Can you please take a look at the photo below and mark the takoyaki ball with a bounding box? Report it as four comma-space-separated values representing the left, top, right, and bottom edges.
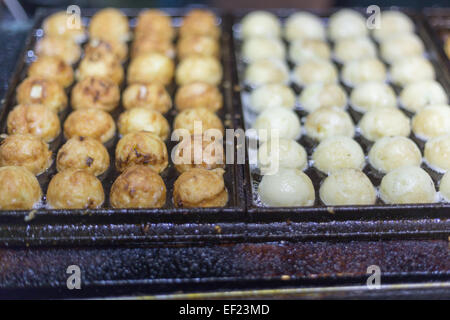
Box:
320, 169, 376, 206
123, 83, 172, 113
173, 168, 228, 208
380, 166, 437, 204
64, 109, 116, 143
28, 56, 73, 88
440, 171, 450, 202
244, 59, 289, 87
288, 39, 331, 65
312, 136, 365, 174
390, 56, 435, 87
127, 52, 174, 86
380, 33, 424, 64
253, 107, 301, 141
76, 52, 124, 85
89, 8, 130, 42
85, 38, 128, 62
240, 11, 281, 39
43, 11, 86, 42
110, 165, 166, 208
341, 58, 386, 87
299, 83, 347, 113
369, 136, 422, 173
412, 105, 450, 140
7, 104, 61, 143
328, 9, 368, 41
178, 35, 220, 60
173, 134, 225, 173
180, 9, 220, 39
424, 135, 450, 172
35, 36, 81, 65
173, 107, 223, 136
350, 82, 397, 113
0, 166, 42, 210
400, 80, 448, 113
56, 136, 110, 176
118, 108, 169, 140
135, 9, 174, 41
249, 84, 295, 113
284, 12, 326, 41
373, 11, 414, 42
293, 59, 338, 87
115, 132, 168, 173
0, 134, 52, 175
305, 107, 355, 142
176, 56, 222, 86
46, 169, 104, 209
16, 77, 67, 113
334, 37, 377, 63
258, 168, 315, 207
175, 82, 222, 113
131, 34, 175, 59
71, 76, 120, 112
242, 37, 285, 62
359, 108, 410, 142
257, 138, 307, 174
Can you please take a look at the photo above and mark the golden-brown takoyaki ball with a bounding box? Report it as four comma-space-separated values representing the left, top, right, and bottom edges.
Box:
180, 9, 220, 39
115, 131, 168, 173
176, 55, 222, 86
0, 166, 42, 210
117, 108, 169, 140
7, 104, 61, 142
43, 11, 86, 43
46, 169, 104, 209
110, 165, 166, 208
56, 136, 110, 176
76, 52, 124, 85
84, 38, 128, 62
127, 52, 174, 86
35, 36, 81, 65
71, 76, 120, 112
64, 109, 116, 143
135, 9, 174, 41
173, 134, 225, 173
0, 134, 52, 175
177, 35, 220, 60
28, 56, 74, 88
173, 107, 224, 135
131, 35, 175, 59
89, 8, 130, 42
122, 83, 172, 113
173, 168, 228, 208
16, 77, 67, 113
175, 82, 222, 113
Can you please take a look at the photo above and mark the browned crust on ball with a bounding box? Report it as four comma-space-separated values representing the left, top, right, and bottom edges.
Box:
122, 83, 172, 113
16, 77, 67, 113
28, 56, 74, 88
71, 76, 120, 112
175, 82, 223, 112
0, 166, 42, 209
179, 9, 220, 39
64, 108, 116, 143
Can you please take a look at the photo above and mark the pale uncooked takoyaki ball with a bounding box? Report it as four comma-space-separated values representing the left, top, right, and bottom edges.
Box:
380, 166, 437, 204
244, 59, 289, 87
179, 9, 220, 39
425, 135, 450, 172
257, 138, 307, 174
373, 11, 415, 42
64, 109, 116, 143
71, 76, 120, 112
369, 136, 422, 173
288, 39, 331, 65
359, 107, 410, 141
320, 169, 376, 205
118, 108, 169, 140
400, 80, 448, 113
293, 59, 338, 86
241, 11, 281, 39
249, 84, 296, 113
312, 136, 365, 174
334, 37, 377, 63
175, 56, 222, 86
390, 56, 435, 87
242, 37, 285, 62
16, 77, 67, 113
252, 107, 301, 141
258, 168, 315, 207
439, 171, 450, 202
46, 169, 104, 209
284, 12, 326, 41
350, 82, 397, 112
305, 107, 354, 141
43, 11, 86, 42
0, 166, 42, 210
173, 107, 223, 135
341, 58, 386, 87
36, 36, 82, 65
328, 9, 368, 41
77, 53, 124, 85
128, 52, 174, 86
299, 83, 347, 113
28, 55, 74, 88
89, 8, 130, 42
380, 33, 424, 64
123, 83, 172, 113
412, 105, 450, 140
